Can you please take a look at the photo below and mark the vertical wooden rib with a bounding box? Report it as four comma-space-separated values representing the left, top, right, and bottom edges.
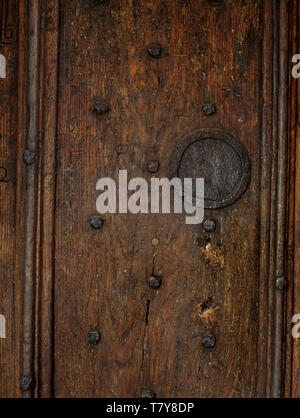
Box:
257, 0, 273, 398
291, 0, 300, 399
21, 0, 40, 398
273, 0, 290, 398
265, 0, 278, 397
36, 0, 59, 398
16, 0, 26, 398
260, 0, 291, 398
267, 0, 279, 397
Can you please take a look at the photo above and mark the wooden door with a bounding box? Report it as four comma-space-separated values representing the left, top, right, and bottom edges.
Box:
0, 0, 299, 398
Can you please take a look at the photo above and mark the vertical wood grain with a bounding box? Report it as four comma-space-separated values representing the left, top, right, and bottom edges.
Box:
292, 0, 300, 399
0, 0, 296, 398
272, 0, 290, 398
53, 0, 265, 397
21, 0, 40, 399
257, 0, 272, 398
0, 0, 20, 398
35, 0, 59, 398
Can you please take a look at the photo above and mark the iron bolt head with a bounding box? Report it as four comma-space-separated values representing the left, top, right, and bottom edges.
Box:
23, 150, 35, 165
94, 101, 110, 115
148, 43, 161, 58
202, 335, 216, 349
90, 216, 104, 230
147, 160, 160, 173
88, 331, 101, 345
0, 167, 7, 181
202, 103, 216, 116
147, 274, 162, 289
203, 219, 216, 233
141, 390, 156, 398
275, 277, 287, 290
20, 375, 34, 391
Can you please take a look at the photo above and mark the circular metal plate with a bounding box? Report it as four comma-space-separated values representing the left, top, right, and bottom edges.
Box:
171, 129, 251, 209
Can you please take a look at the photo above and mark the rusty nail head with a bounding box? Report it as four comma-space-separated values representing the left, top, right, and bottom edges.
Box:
88, 331, 101, 345
90, 216, 104, 229
202, 103, 216, 116
23, 150, 35, 165
94, 101, 110, 115
141, 390, 156, 398
275, 277, 287, 290
20, 375, 34, 391
203, 219, 216, 233
202, 335, 216, 349
147, 160, 160, 173
147, 274, 162, 289
148, 43, 161, 58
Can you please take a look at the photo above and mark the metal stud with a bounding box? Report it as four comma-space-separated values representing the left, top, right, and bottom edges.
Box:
202, 335, 216, 349
20, 375, 34, 391
141, 390, 156, 398
0, 167, 7, 181
23, 150, 35, 165
147, 274, 162, 289
147, 160, 160, 173
94, 101, 110, 115
275, 276, 287, 290
88, 331, 101, 345
148, 43, 161, 58
90, 216, 104, 230
203, 219, 216, 233
202, 103, 216, 116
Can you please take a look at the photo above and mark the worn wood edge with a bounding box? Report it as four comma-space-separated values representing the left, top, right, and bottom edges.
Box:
257, 0, 273, 398
291, 0, 300, 399
20, 0, 40, 399
272, 0, 290, 399
34, 0, 59, 398
265, 0, 279, 397
18, 0, 59, 399
258, 0, 279, 398
14, 0, 27, 398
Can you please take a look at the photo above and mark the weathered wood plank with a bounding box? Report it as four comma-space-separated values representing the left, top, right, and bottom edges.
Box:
0, 0, 297, 398
0, 0, 21, 398
53, 0, 264, 398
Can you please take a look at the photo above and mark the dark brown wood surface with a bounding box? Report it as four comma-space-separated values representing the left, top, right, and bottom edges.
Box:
0, 0, 21, 398
53, 0, 261, 398
0, 0, 298, 398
